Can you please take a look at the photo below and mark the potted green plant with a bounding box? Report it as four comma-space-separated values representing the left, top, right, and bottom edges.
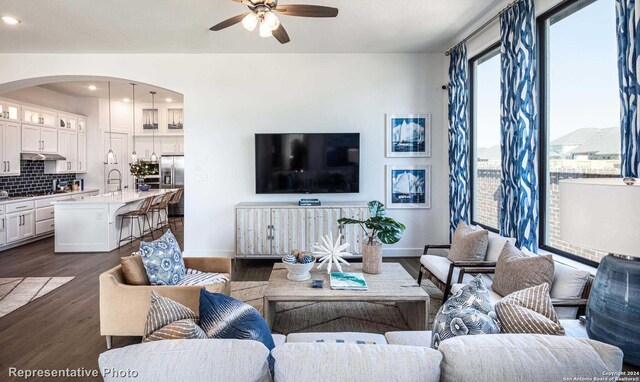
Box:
129, 162, 156, 191
337, 200, 406, 274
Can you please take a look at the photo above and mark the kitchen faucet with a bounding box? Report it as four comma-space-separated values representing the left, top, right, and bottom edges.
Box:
107, 168, 122, 195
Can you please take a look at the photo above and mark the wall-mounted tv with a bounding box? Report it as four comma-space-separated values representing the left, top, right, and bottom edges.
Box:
255, 133, 360, 194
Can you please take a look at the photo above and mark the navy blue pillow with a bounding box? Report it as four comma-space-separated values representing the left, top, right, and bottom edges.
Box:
199, 289, 275, 372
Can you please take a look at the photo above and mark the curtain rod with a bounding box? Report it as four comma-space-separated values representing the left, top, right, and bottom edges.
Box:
445, 0, 523, 56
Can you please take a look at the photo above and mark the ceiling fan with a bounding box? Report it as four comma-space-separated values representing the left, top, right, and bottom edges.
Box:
209, 0, 339, 44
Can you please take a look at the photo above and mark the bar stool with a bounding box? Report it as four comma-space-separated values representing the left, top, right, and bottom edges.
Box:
168, 188, 184, 230
149, 191, 173, 233
118, 196, 155, 247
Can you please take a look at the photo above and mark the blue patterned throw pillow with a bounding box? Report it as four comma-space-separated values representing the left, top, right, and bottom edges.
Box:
199, 289, 276, 372
431, 275, 500, 349
140, 229, 185, 285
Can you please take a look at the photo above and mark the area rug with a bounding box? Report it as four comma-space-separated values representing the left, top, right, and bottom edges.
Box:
231, 280, 443, 335
0, 277, 75, 318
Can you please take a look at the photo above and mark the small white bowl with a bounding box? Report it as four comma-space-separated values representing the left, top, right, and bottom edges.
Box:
282, 257, 316, 281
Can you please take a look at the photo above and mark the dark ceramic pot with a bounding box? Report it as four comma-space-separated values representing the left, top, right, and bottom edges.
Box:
586, 254, 640, 366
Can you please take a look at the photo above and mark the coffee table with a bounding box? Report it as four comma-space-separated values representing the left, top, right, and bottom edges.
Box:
263, 263, 429, 330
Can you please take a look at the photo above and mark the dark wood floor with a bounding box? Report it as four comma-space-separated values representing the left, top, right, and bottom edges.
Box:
0, 224, 421, 380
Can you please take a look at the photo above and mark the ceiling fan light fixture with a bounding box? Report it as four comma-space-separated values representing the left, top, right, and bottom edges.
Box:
259, 19, 273, 38
263, 11, 280, 30
242, 12, 259, 31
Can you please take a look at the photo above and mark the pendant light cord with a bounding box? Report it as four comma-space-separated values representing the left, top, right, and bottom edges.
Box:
151, 91, 156, 153
108, 81, 113, 148
132, 83, 136, 151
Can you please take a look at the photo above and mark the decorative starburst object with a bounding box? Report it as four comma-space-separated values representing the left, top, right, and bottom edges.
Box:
313, 233, 352, 274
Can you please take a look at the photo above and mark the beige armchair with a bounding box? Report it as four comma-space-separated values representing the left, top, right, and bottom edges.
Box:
100, 257, 232, 349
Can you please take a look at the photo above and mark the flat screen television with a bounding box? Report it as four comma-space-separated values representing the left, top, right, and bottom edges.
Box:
255, 133, 360, 194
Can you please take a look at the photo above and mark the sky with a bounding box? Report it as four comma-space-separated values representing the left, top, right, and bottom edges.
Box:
475, 0, 618, 149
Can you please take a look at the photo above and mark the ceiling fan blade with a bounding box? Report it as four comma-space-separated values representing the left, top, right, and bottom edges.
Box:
273, 24, 291, 44
274, 5, 339, 17
209, 12, 251, 31
232, 0, 255, 6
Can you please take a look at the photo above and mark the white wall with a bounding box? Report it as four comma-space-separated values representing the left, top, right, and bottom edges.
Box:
0, 53, 449, 257
3, 86, 82, 114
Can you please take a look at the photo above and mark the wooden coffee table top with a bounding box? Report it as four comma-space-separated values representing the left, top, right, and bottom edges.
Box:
264, 263, 429, 303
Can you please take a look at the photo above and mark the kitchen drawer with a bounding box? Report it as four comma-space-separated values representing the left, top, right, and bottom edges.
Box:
35, 195, 73, 208
36, 206, 55, 222
36, 218, 55, 235
6, 201, 34, 214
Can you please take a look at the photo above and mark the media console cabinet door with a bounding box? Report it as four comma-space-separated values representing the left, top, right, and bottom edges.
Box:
306, 208, 341, 252
340, 207, 369, 255
271, 208, 306, 255
236, 208, 271, 256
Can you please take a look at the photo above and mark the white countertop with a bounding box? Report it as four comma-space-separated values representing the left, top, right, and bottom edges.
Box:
53, 188, 175, 205
0, 189, 100, 206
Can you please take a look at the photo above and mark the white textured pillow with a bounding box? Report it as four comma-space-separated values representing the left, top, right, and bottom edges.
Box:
485, 231, 517, 262
272, 343, 442, 382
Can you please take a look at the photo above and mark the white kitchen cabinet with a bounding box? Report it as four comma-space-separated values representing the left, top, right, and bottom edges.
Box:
235, 203, 369, 258
6, 211, 34, 244
77, 132, 87, 173
0, 101, 20, 122
0, 206, 5, 246
77, 117, 86, 132
58, 114, 77, 130
1, 122, 21, 176
160, 136, 184, 155
45, 130, 77, 173
22, 107, 57, 127
21, 124, 58, 153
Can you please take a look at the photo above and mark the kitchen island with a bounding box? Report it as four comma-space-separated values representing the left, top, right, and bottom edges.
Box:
53, 189, 175, 253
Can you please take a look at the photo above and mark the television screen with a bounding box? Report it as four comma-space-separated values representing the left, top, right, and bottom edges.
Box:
255, 133, 360, 194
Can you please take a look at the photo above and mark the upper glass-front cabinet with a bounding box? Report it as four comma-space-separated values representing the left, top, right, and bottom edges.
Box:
0, 101, 20, 122
22, 107, 57, 127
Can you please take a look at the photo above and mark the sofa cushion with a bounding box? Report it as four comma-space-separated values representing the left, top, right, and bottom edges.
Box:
272, 334, 286, 347
176, 269, 228, 286
99, 339, 272, 382
495, 283, 565, 335
492, 241, 554, 296
485, 231, 517, 262
431, 275, 500, 349
385, 331, 432, 346
140, 229, 186, 286
199, 289, 275, 372
143, 291, 205, 342
420, 255, 475, 284
272, 343, 442, 382
438, 334, 623, 382
286, 332, 387, 344
448, 222, 489, 262
120, 254, 150, 285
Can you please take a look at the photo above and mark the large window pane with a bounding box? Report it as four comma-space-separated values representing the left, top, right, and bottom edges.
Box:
472, 49, 501, 230
543, 0, 618, 263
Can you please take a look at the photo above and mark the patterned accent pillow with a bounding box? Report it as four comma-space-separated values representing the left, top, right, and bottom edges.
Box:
143, 290, 206, 342
492, 241, 555, 296
447, 221, 489, 262
176, 269, 229, 286
140, 229, 186, 285
199, 289, 276, 373
495, 283, 565, 335
431, 275, 500, 349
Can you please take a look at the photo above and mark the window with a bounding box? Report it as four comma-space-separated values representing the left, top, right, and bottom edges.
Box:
539, 0, 618, 264
470, 44, 501, 231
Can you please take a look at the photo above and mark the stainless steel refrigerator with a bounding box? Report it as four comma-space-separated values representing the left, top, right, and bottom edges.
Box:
160, 155, 184, 216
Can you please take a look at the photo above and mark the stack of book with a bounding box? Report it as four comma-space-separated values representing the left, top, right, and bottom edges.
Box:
329, 272, 368, 291
298, 198, 321, 206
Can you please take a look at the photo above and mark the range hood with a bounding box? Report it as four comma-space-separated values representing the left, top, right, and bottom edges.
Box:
21, 153, 67, 161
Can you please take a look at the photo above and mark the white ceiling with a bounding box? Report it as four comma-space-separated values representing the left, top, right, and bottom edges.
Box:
40, 81, 183, 102
0, 0, 498, 53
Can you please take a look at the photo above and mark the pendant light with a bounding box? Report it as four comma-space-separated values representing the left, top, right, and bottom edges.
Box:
130, 83, 138, 163
149, 91, 158, 164
104, 81, 118, 165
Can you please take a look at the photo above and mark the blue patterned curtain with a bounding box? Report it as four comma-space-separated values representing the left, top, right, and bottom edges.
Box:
448, 43, 470, 235
499, 0, 539, 251
616, 0, 640, 177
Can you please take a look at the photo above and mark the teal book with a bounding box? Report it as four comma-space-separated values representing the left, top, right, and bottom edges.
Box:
329, 272, 368, 290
